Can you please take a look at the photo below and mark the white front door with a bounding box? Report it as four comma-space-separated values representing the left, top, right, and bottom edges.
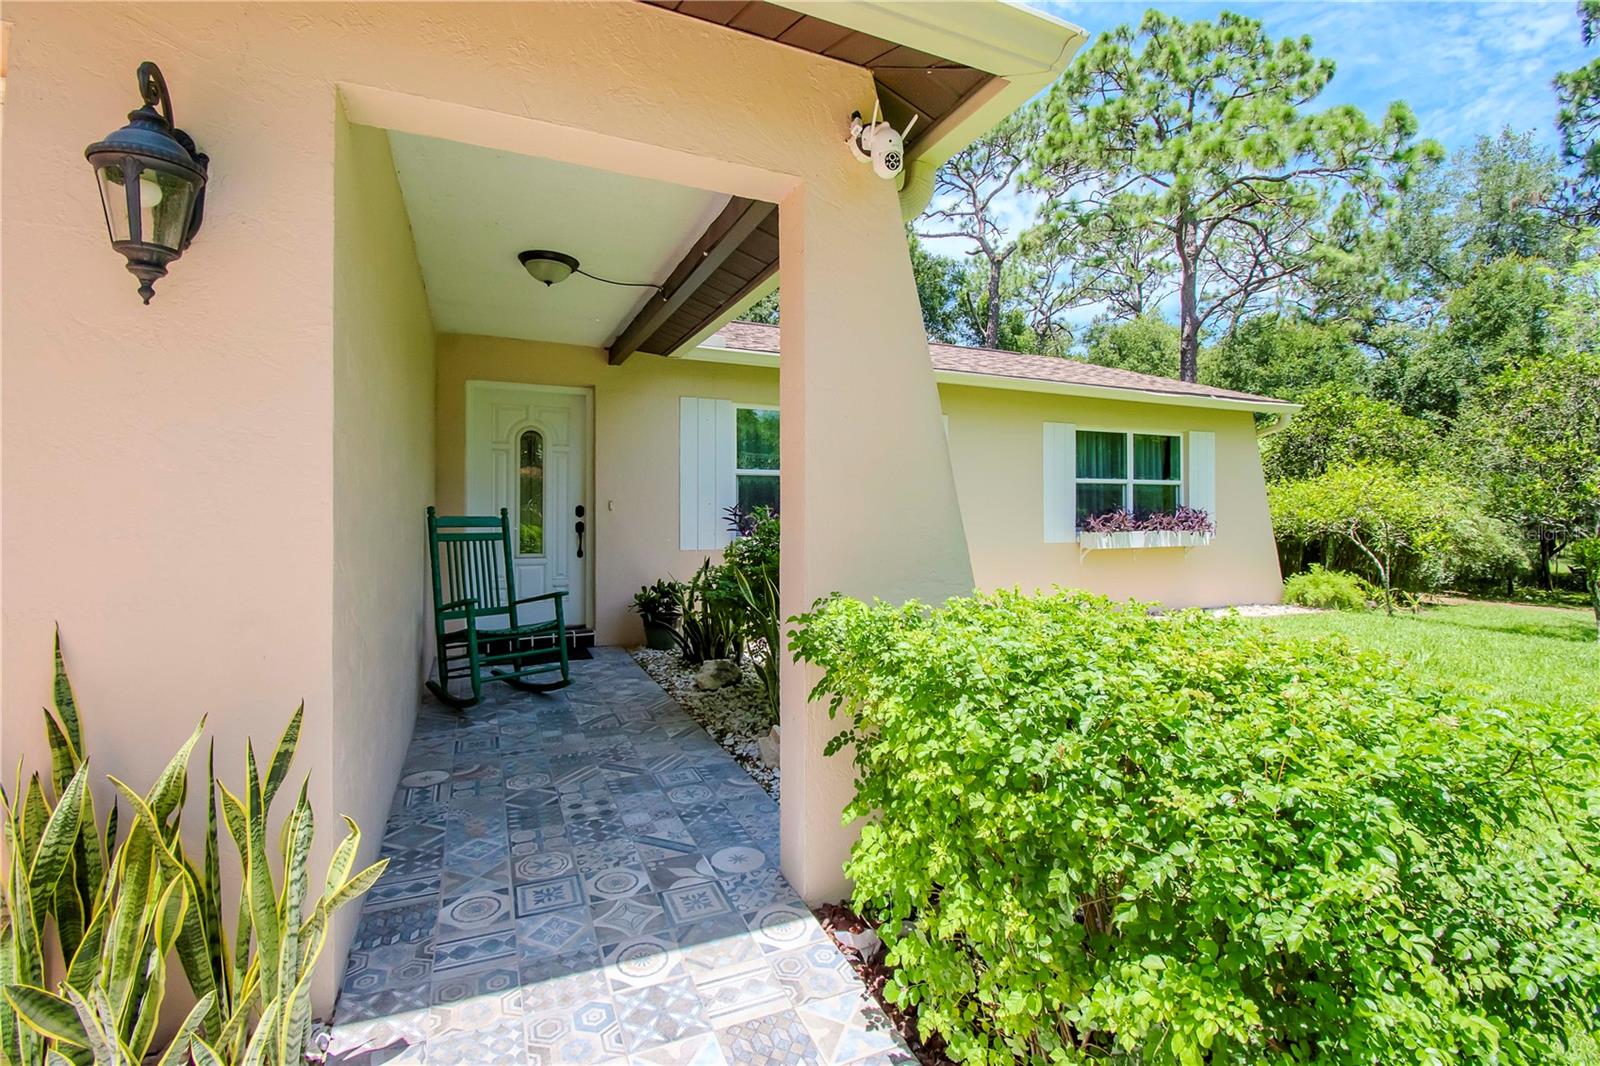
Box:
466, 384, 590, 629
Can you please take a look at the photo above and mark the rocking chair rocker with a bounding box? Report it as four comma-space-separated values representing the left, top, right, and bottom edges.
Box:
425, 506, 571, 710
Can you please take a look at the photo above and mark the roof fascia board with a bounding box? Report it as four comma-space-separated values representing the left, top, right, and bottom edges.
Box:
771, 2, 1087, 196
675, 344, 1300, 415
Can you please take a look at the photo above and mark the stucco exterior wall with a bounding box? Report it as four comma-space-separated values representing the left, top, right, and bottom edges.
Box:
331, 112, 436, 977
3, 0, 969, 1001
437, 344, 1283, 643
940, 383, 1283, 607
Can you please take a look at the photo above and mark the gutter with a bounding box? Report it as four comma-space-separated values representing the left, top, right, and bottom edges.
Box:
1254, 409, 1299, 438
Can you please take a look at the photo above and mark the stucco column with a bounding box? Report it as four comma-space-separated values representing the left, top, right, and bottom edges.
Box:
777, 171, 974, 903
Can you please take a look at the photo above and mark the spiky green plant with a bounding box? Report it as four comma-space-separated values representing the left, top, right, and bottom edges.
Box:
0, 633, 386, 1065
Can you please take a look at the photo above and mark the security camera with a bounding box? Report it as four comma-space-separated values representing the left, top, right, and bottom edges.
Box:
849, 101, 918, 180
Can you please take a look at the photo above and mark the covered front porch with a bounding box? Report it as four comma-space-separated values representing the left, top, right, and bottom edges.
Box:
327, 649, 906, 1065
2, 0, 1084, 1022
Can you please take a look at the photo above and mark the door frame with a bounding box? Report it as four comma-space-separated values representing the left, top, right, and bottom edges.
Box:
463, 380, 596, 630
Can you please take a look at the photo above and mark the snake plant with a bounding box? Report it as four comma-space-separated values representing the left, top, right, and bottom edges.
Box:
0, 633, 386, 1065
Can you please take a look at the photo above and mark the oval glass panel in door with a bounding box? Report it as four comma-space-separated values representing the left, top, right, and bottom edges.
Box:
518, 429, 545, 555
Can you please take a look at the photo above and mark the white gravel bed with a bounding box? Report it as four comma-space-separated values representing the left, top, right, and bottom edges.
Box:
630, 647, 779, 800
1209, 603, 1320, 617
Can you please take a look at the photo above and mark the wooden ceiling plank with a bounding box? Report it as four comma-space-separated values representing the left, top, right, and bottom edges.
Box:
674, 1, 745, 25
727, 2, 804, 39
776, 16, 854, 53
641, 260, 779, 356
609, 197, 777, 365
823, 30, 896, 66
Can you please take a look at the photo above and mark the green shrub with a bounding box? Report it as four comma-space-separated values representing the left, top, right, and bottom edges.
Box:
791, 590, 1600, 1065
672, 559, 744, 664
1269, 462, 1522, 613
724, 507, 781, 723
1282, 565, 1371, 611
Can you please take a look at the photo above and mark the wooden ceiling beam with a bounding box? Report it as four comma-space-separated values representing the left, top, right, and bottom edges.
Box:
608, 196, 776, 364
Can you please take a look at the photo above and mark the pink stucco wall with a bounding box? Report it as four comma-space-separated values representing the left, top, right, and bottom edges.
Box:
2, 0, 971, 1000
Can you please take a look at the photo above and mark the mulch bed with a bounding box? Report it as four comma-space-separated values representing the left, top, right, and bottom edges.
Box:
812, 902, 956, 1066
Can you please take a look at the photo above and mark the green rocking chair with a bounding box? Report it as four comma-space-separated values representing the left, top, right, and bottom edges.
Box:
426, 506, 571, 709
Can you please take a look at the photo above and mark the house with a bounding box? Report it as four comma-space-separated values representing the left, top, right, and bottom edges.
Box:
439, 320, 1291, 657
0, 1, 1286, 1013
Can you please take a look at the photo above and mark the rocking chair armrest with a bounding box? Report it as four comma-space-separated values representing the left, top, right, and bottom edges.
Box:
513, 591, 567, 605
438, 596, 481, 616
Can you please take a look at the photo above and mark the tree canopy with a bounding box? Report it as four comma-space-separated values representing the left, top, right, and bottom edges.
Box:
1029, 9, 1433, 381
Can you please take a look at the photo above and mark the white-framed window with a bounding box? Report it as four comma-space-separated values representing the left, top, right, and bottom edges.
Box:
734, 405, 780, 513
1044, 424, 1216, 544
681, 397, 780, 550
1075, 430, 1182, 527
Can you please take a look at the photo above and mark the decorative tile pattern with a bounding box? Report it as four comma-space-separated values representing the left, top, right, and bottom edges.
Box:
796, 992, 903, 1065
328, 649, 905, 1064
613, 973, 712, 1052
715, 1009, 824, 1066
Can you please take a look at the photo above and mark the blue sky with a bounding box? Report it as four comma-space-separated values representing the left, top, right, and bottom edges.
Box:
921, 2, 1594, 325
1033, 1, 1591, 153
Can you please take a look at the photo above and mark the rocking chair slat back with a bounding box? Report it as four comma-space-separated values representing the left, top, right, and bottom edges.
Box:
424, 506, 571, 709
427, 508, 520, 629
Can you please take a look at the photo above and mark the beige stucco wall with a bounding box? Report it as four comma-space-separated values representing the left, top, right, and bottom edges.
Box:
331, 112, 436, 977
2, 1, 341, 1004
4, 0, 972, 1001
438, 348, 1282, 645
942, 384, 1284, 607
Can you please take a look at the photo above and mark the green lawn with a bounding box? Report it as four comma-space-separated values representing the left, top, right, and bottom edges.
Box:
1255, 599, 1600, 713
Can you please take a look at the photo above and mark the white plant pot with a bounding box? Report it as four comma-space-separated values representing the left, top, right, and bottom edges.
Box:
1079, 530, 1213, 551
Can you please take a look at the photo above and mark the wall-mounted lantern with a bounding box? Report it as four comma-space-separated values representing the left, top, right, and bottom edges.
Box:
84, 62, 208, 303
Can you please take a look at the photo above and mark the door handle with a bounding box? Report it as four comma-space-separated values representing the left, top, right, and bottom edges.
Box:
574, 504, 586, 559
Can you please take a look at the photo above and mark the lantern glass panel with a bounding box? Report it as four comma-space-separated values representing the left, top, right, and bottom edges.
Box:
95, 163, 133, 243
142, 169, 197, 251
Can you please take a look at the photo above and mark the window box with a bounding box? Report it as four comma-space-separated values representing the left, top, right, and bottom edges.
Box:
1079, 530, 1214, 551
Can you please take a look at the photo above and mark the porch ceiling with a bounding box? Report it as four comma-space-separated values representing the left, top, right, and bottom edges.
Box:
616, 0, 1087, 363
387, 130, 734, 350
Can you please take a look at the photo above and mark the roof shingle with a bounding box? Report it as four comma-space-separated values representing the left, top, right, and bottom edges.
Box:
706, 321, 1293, 407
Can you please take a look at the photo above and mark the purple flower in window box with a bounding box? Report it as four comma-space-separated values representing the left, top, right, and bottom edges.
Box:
1078, 507, 1214, 549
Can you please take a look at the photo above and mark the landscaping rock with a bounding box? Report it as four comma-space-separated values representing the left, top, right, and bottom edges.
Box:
695, 658, 742, 690
757, 725, 781, 769
834, 926, 883, 961
631, 648, 779, 799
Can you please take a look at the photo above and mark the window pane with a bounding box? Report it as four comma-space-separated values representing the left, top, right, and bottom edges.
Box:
1076, 431, 1126, 479
736, 408, 780, 471
1133, 434, 1180, 481
1076, 482, 1126, 526
737, 473, 780, 513
518, 430, 544, 555
1133, 483, 1179, 515
96, 164, 132, 242
143, 169, 196, 251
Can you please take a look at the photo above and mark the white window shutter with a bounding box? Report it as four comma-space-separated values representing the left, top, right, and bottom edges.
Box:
1043, 422, 1076, 543
714, 400, 737, 548
1188, 430, 1217, 531
680, 397, 737, 550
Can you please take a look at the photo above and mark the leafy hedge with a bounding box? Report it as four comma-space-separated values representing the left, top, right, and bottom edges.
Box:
791, 590, 1600, 1065
1282, 565, 1371, 611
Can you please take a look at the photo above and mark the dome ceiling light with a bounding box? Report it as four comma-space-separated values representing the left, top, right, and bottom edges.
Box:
517, 249, 665, 293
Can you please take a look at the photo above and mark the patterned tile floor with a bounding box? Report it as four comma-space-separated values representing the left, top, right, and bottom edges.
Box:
329, 648, 911, 1066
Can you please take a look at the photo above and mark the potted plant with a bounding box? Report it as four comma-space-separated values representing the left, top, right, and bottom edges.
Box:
632, 578, 684, 650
